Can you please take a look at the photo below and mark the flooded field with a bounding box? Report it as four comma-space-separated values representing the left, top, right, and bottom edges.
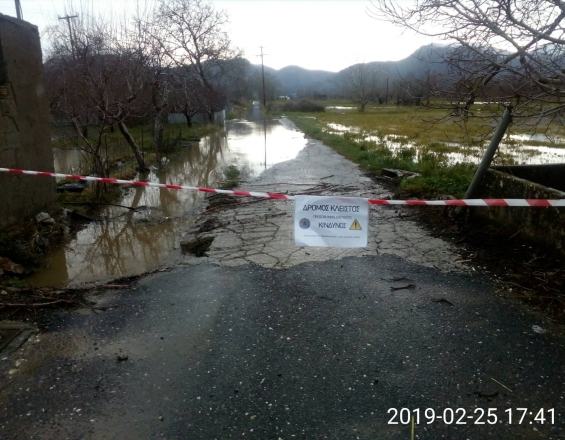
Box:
30, 117, 307, 287
324, 122, 565, 165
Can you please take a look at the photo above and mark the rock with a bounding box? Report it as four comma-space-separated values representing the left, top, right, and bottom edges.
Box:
0, 257, 24, 275
35, 212, 55, 225
532, 325, 546, 334
197, 218, 222, 233
180, 237, 214, 257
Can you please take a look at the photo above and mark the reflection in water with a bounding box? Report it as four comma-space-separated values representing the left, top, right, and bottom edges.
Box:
264, 118, 267, 170
31, 118, 307, 287
325, 123, 565, 166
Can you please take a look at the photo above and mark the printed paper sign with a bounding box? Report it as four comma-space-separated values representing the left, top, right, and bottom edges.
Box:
294, 195, 368, 248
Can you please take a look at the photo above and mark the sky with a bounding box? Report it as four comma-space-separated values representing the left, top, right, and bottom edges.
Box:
0, 0, 436, 72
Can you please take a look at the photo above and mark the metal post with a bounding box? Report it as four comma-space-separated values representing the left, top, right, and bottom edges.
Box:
464, 106, 512, 199
260, 46, 267, 108
15, 0, 23, 20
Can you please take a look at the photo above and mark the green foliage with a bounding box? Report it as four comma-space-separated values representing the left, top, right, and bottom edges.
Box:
221, 165, 241, 189
399, 165, 475, 198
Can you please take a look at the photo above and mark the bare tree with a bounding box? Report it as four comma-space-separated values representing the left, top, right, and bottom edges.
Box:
46, 16, 149, 174
344, 64, 378, 112
130, 14, 175, 153
152, 0, 235, 121
168, 68, 206, 126
370, 0, 565, 120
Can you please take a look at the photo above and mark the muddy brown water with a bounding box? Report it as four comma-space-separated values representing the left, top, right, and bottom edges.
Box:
30, 117, 307, 288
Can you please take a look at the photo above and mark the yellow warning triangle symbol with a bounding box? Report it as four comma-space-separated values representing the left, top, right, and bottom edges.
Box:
349, 219, 362, 231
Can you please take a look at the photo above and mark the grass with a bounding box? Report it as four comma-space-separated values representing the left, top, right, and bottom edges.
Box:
287, 113, 475, 198
220, 165, 242, 189
305, 105, 495, 146
279, 99, 564, 197
282, 100, 565, 147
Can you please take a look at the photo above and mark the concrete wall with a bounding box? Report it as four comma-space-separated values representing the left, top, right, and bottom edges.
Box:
0, 14, 55, 228
493, 164, 565, 192
473, 168, 565, 255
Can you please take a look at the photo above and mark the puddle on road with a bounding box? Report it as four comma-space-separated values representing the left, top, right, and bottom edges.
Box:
324, 123, 565, 165
30, 118, 307, 288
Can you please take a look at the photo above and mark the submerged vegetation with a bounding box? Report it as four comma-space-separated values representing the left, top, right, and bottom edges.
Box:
281, 99, 565, 198
53, 122, 221, 176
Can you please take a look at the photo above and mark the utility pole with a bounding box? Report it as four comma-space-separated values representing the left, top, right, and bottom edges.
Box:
259, 46, 267, 108
14, 0, 23, 20
465, 106, 513, 199
58, 14, 79, 59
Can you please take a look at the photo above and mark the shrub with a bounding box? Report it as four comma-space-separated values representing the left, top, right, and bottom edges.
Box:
281, 100, 325, 112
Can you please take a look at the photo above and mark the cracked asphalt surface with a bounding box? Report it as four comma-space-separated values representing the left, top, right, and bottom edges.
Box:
1, 120, 564, 439
181, 128, 464, 273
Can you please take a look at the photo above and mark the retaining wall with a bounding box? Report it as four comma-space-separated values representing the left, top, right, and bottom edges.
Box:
0, 14, 55, 228
474, 167, 565, 254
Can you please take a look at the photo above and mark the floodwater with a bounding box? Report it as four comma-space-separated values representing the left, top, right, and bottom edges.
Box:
324, 123, 565, 165
30, 115, 307, 287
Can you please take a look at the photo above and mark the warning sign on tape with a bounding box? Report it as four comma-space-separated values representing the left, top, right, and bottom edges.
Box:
294, 196, 368, 248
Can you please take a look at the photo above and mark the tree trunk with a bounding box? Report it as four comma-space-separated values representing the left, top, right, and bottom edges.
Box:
183, 112, 192, 127
153, 114, 164, 153
118, 121, 149, 172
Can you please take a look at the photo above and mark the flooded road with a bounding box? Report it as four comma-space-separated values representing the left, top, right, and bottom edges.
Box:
30, 116, 307, 287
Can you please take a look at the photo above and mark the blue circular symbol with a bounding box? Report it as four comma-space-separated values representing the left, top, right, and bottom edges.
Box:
299, 218, 310, 229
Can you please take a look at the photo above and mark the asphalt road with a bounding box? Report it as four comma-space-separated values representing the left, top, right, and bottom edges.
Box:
1, 118, 564, 439
0, 256, 564, 439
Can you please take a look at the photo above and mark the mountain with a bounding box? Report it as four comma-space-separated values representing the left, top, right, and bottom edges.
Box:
274, 65, 336, 97
253, 44, 456, 97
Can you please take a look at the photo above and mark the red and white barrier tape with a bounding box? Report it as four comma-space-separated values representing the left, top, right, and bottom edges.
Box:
1, 167, 564, 208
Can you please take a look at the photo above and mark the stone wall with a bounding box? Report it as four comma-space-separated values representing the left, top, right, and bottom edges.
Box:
473, 168, 565, 255
0, 14, 55, 228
